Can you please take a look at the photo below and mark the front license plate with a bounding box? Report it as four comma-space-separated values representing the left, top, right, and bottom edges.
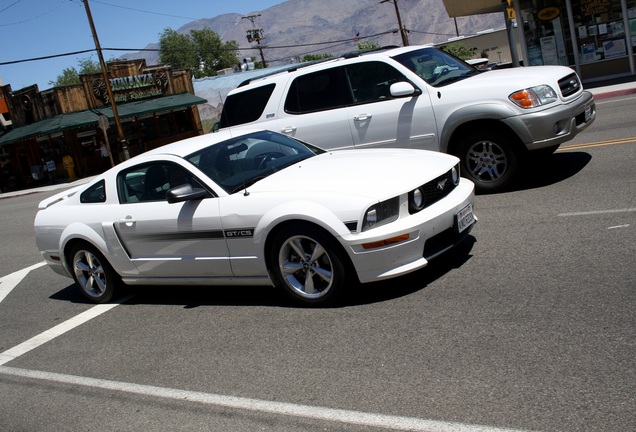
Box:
456, 203, 475, 233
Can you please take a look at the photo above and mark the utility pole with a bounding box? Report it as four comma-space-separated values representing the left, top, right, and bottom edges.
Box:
381, 0, 409, 46
242, 14, 267, 68
82, 0, 127, 165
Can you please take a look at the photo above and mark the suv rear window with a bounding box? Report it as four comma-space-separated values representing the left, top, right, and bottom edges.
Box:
220, 83, 275, 128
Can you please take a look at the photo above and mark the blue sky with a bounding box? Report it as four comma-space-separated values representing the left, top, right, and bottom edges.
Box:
0, 0, 283, 90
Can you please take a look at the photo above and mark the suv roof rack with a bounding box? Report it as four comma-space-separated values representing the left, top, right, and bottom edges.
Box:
237, 59, 332, 88
340, 45, 400, 59
237, 45, 401, 88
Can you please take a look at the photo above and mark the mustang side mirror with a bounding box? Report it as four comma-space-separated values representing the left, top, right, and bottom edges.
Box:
166, 184, 207, 204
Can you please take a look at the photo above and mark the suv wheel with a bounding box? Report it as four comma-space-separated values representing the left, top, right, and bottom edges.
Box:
456, 130, 519, 193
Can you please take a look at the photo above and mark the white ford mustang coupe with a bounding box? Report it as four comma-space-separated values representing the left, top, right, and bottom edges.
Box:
35, 129, 476, 305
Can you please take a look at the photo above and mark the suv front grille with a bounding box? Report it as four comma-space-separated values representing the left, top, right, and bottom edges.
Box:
558, 73, 582, 97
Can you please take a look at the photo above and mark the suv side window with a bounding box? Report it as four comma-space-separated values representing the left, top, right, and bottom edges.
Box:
284, 67, 352, 114
220, 83, 275, 128
345, 61, 407, 104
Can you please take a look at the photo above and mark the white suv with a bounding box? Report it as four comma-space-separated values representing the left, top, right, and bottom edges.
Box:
219, 46, 596, 193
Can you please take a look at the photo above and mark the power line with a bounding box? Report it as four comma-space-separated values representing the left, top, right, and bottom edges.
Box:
0, 0, 66, 26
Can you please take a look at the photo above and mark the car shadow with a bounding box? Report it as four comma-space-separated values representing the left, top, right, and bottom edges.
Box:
340, 235, 476, 307
477, 151, 592, 194
50, 236, 476, 309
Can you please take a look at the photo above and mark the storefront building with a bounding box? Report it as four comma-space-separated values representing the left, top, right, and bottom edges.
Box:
442, 0, 636, 82
0, 59, 206, 192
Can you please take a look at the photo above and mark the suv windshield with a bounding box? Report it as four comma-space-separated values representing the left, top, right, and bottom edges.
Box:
185, 131, 324, 194
393, 48, 478, 87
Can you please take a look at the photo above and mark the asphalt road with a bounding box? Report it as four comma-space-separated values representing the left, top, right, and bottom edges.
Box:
0, 93, 634, 432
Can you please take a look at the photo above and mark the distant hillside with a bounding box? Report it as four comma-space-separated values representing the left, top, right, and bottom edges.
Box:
123, 0, 505, 67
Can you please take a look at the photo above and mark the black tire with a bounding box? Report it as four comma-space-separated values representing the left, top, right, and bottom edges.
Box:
455, 130, 519, 194
68, 243, 119, 303
270, 224, 347, 306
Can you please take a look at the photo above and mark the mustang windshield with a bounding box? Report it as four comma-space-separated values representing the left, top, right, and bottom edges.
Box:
186, 130, 324, 194
393, 48, 479, 87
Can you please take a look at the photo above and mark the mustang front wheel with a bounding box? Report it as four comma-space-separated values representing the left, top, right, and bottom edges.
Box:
69, 243, 119, 303
271, 225, 346, 306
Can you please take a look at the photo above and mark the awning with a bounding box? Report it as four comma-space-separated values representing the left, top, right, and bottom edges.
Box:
0, 93, 207, 146
442, 0, 505, 17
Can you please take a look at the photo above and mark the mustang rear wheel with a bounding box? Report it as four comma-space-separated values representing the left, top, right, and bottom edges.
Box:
69, 243, 119, 303
271, 225, 347, 306
456, 130, 519, 194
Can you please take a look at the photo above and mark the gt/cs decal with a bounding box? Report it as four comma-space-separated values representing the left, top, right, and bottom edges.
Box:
224, 229, 254, 238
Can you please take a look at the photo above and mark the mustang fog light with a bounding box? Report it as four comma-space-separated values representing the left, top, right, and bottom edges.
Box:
409, 188, 425, 213
451, 164, 460, 185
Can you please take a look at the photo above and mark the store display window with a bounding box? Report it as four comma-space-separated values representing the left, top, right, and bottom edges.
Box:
572, 0, 635, 62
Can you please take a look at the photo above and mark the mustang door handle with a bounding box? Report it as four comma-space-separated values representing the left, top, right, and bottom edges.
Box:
118, 217, 136, 227
354, 114, 372, 121
280, 126, 297, 134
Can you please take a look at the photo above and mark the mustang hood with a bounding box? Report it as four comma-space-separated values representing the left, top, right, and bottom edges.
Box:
250, 148, 457, 199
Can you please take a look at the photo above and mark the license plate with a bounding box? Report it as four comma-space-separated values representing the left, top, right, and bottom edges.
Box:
584, 104, 592, 122
456, 203, 475, 233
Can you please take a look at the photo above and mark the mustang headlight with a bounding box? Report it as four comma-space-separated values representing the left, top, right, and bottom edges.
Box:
509, 85, 557, 108
362, 197, 399, 231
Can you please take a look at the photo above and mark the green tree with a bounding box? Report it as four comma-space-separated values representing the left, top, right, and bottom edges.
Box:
49, 57, 102, 87
159, 27, 239, 78
440, 42, 476, 60
357, 41, 380, 51
301, 54, 332, 62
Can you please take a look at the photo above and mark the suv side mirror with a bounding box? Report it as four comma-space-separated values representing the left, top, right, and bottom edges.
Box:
390, 82, 420, 97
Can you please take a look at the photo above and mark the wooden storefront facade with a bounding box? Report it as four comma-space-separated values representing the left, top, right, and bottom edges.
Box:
0, 59, 206, 192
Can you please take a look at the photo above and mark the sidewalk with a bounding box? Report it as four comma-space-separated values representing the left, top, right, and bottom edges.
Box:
1, 76, 635, 201
586, 75, 636, 100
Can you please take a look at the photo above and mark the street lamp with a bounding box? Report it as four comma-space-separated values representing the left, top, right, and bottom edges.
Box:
381, 0, 409, 46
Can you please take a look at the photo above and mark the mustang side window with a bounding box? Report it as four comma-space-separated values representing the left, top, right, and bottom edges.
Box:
80, 179, 106, 203
117, 163, 203, 204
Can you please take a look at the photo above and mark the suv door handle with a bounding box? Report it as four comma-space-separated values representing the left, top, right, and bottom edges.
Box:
281, 126, 296, 134
354, 114, 372, 121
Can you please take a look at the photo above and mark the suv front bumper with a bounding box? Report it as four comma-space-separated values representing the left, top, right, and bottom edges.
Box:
505, 91, 596, 151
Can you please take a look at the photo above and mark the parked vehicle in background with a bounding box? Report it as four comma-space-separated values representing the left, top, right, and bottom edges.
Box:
34, 130, 476, 306
219, 45, 596, 193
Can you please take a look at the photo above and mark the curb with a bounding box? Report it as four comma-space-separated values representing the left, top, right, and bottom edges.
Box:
590, 87, 636, 100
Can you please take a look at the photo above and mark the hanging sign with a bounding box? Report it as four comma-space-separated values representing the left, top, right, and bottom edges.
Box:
538, 7, 560, 21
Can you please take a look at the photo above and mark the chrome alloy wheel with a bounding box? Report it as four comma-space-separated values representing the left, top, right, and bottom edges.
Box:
466, 140, 508, 183
278, 234, 334, 300
73, 249, 107, 299
70, 244, 116, 303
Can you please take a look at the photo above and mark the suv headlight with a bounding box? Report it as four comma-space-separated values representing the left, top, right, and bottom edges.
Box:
509, 85, 557, 108
362, 197, 399, 231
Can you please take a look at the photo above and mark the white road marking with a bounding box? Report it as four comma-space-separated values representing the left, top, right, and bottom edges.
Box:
0, 365, 535, 432
607, 224, 630, 230
0, 265, 535, 431
558, 208, 636, 217
0, 262, 46, 304
0, 298, 129, 366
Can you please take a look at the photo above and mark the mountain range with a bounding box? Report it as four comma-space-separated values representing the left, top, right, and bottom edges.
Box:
124, 0, 506, 68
